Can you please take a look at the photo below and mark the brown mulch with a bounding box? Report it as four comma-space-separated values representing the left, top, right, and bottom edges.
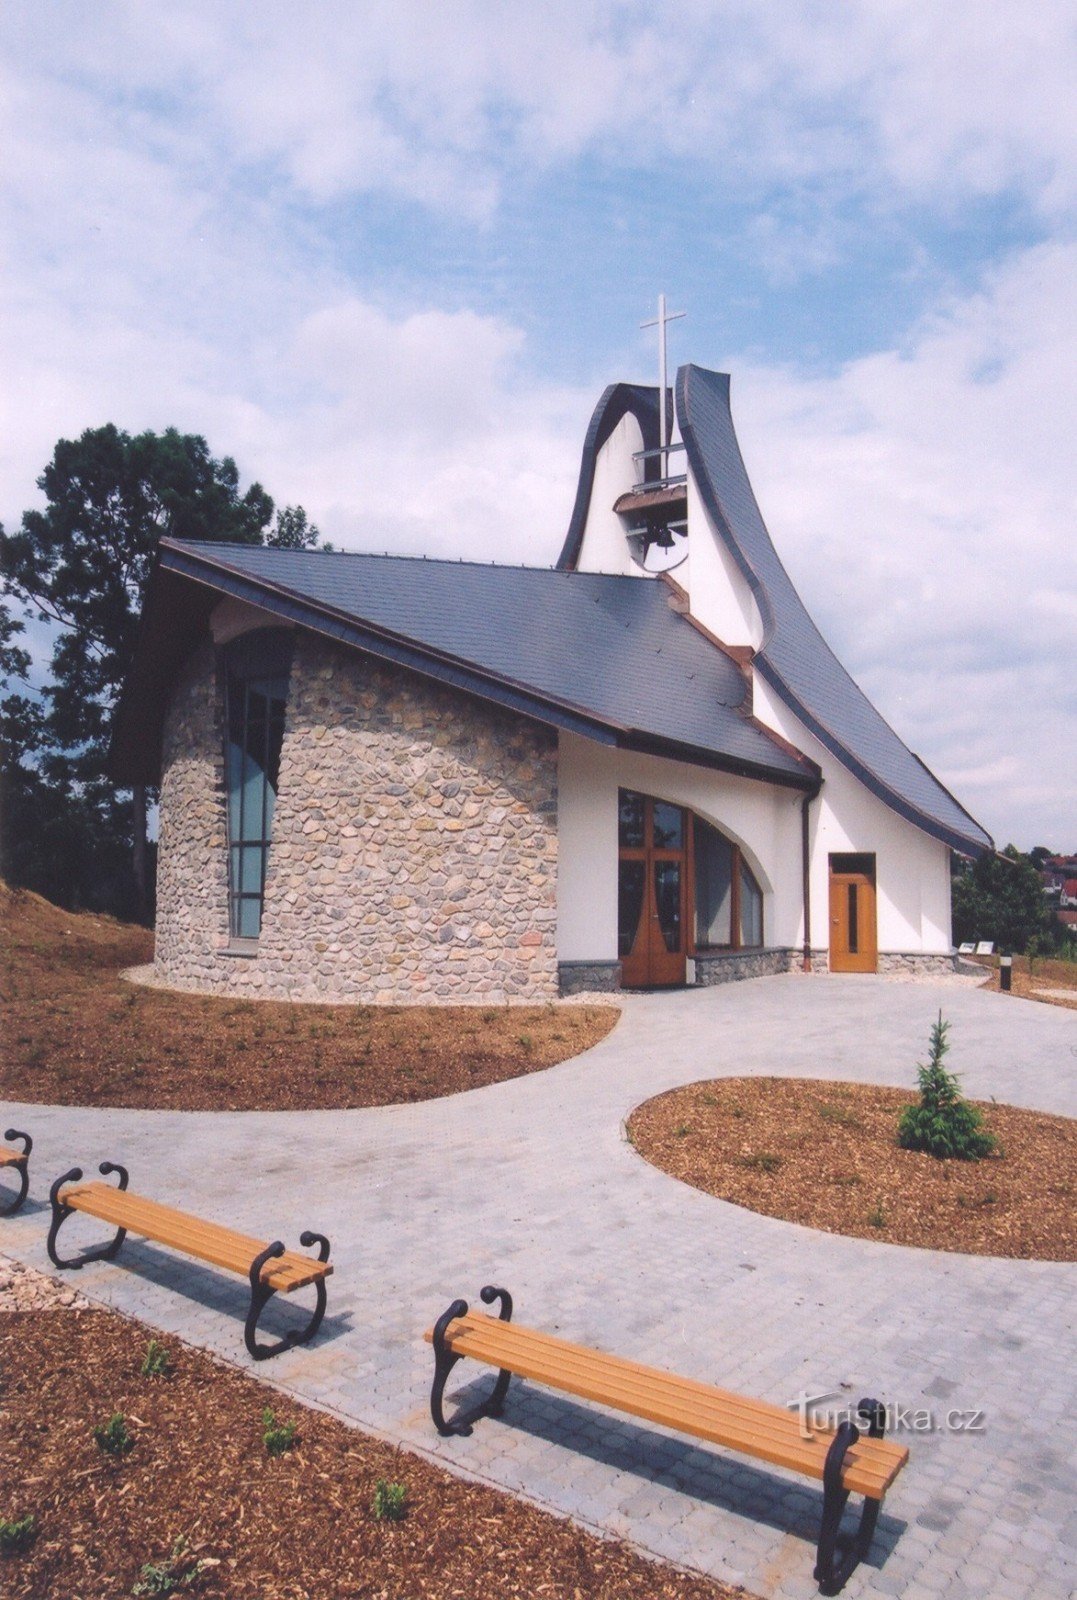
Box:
0, 1304, 749, 1600
628, 1078, 1076, 1261
969, 953, 1077, 1012
0, 883, 617, 1111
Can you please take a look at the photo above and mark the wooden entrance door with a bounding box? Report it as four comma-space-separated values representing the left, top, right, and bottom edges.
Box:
828, 855, 878, 973
618, 791, 688, 988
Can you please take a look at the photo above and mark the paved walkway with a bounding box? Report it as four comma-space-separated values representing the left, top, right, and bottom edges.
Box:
4, 976, 1075, 1600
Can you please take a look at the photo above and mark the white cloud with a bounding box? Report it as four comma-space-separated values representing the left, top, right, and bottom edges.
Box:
1, 1, 1073, 850
4, 1, 1075, 220
726, 241, 1077, 847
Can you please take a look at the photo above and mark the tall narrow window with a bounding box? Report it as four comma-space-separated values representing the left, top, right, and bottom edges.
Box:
694, 817, 763, 950
223, 630, 293, 940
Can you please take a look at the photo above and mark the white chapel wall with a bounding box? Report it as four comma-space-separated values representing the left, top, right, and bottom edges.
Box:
751, 675, 953, 955
556, 731, 804, 963
680, 473, 762, 650
573, 413, 647, 576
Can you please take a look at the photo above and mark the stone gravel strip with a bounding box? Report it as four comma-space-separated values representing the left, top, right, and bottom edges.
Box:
3, 974, 1074, 1600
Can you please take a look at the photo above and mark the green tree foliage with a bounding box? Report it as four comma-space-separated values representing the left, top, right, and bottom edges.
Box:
897, 1013, 998, 1161
1, 425, 273, 779
951, 845, 1052, 953
0, 428, 321, 917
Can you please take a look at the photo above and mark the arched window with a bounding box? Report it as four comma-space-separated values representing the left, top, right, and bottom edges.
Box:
222, 630, 293, 939
693, 817, 763, 950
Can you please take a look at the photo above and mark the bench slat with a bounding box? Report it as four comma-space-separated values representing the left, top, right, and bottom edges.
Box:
429, 1313, 907, 1498
60, 1183, 331, 1294
0, 1148, 26, 1167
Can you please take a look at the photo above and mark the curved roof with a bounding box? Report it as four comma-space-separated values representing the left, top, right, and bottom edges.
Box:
556, 383, 663, 571
111, 539, 818, 791
676, 363, 992, 856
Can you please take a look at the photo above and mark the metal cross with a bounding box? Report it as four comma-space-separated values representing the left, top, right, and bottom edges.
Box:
641, 293, 685, 464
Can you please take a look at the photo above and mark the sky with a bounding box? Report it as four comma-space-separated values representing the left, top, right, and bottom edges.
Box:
1, 1, 1074, 849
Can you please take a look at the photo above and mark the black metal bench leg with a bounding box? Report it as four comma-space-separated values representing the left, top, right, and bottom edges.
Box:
1, 1129, 31, 1216
814, 1398, 887, 1596
244, 1232, 331, 1362
431, 1285, 514, 1436
46, 1162, 129, 1268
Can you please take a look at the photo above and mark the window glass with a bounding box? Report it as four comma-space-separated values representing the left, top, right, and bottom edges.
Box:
694, 820, 733, 947
740, 860, 763, 947
618, 790, 645, 849
654, 861, 682, 952
618, 860, 645, 956
223, 632, 292, 940
653, 800, 683, 850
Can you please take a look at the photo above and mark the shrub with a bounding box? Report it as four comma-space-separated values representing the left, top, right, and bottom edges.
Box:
372, 1479, 407, 1522
897, 1014, 998, 1161
0, 1513, 36, 1555
262, 1408, 297, 1457
94, 1412, 133, 1456
132, 1536, 209, 1595
140, 1339, 171, 1378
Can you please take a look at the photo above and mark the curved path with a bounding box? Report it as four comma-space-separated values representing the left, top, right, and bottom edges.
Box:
4, 976, 1075, 1600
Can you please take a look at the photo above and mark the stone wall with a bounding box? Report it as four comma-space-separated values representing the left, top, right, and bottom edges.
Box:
876, 951, 958, 976
154, 631, 559, 1002
695, 948, 794, 985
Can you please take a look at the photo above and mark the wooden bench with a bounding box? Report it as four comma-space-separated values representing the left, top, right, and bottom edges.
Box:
0, 1129, 32, 1215
426, 1287, 908, 1596
47, 1161, 332, 1360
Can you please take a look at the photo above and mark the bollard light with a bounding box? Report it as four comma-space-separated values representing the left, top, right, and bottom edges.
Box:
999, 955, 1012, 993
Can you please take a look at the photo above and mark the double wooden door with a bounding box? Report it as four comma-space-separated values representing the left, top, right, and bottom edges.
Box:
618, 791, 688, 987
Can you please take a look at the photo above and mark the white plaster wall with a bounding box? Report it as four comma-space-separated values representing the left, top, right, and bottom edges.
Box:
556, 731, 804, 962
680, 474, 762, 650
210, 597, 289, 645
752, 675, 953, 954
573, 413, 647, 577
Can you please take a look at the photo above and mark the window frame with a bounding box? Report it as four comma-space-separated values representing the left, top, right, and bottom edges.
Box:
221, 629, 293, 943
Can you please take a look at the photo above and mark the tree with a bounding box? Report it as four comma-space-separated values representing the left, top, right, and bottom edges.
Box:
267, 504, 330, 550
951, 845, 1052, 953
0, 426, 317, 918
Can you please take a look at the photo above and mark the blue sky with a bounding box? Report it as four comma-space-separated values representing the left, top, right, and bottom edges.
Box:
1, 1, 1074, 846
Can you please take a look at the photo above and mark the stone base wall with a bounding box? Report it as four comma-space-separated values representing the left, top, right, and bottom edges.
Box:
154, 632, 558, 1003
875, 951, 958, 976
558, 960, 622, 994
695, 948, 795, 985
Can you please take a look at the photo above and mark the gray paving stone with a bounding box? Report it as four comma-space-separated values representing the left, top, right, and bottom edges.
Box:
5, 975, 1075, 1600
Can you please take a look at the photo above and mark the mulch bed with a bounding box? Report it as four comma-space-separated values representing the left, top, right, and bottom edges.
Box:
0, 884, 617, 1111
0, 1304, 748, 1600
628, 1078, 1076, 1261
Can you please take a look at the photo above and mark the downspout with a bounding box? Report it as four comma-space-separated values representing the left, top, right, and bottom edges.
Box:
801, 786, 820, 972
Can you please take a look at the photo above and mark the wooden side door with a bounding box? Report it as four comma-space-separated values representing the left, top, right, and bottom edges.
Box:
828, 861, 878, 973
618, 792, 687, 988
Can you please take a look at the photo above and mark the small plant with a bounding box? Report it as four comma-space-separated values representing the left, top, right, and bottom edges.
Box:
141, 1339, 171, 1378
262, 1407, 298, 1457
674, 1123, 691, 1138
0, 1513, 36, 1555
867, 1201, 887, 1229
898, 1013, 998, 1161
818, 1101, 862, 1130
132, 1536, 210, 1595
518, 1033, 534, 1054
372, 1479, 407, 1521
94, 1412, 133, 1456
741, 1152, 782, 1174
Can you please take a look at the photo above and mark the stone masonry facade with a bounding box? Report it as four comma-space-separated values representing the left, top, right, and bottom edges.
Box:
154, 630, 559, 1002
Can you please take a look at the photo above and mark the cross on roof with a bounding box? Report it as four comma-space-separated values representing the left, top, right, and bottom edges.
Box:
641, 293, 685, 457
